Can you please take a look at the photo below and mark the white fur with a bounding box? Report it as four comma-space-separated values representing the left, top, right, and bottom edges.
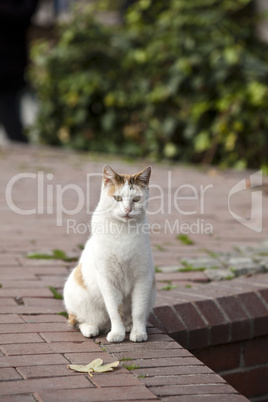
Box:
63, 165, 156, 342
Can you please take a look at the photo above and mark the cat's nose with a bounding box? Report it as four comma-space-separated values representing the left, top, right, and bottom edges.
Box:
125, 206, 132, 215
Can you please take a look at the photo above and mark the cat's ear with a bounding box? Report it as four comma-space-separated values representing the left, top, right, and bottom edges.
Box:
103, 165, 122, 187
135, 166, 151, 187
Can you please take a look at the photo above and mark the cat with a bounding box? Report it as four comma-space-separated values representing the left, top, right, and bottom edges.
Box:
63, 165, 156, 343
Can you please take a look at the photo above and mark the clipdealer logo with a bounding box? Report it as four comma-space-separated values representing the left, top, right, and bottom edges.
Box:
228, 170, 262, 233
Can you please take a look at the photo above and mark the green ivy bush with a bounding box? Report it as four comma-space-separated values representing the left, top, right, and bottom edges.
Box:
30, 0, 268, 169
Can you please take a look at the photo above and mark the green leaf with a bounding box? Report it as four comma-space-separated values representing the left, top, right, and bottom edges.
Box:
48, 286, 63, 300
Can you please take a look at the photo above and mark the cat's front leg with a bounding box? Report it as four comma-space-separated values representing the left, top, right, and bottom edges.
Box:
99, 277, 126, 343
130, 279, 153, 342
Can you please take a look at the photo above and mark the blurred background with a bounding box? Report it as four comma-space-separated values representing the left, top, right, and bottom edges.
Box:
1, 0, 268, 170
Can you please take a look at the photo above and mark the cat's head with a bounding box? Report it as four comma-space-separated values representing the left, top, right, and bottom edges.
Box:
101, 165, 151, 222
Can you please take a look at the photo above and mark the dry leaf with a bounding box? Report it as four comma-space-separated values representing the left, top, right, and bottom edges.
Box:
68, 358, 119, 377
67, 364, 90, 373
94, 361, 120, 373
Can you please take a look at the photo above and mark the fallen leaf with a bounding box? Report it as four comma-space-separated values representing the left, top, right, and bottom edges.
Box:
67, 358, 119, 377
67, 364, 90, 373
94, 361, 120, 373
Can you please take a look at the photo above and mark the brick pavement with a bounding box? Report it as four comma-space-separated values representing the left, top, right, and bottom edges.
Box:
1, 144, 267, 401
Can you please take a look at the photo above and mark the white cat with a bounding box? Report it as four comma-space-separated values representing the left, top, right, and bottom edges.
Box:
63, 165, 156, 343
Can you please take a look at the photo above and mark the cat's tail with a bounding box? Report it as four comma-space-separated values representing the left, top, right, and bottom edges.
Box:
67, 312, 77, 327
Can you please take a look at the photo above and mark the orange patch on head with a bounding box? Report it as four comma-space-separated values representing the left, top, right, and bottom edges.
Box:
73, 263, 87, 290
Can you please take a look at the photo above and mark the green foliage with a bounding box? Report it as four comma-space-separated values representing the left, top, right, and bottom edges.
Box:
49, 286, 63, 299
26, 249, 78, 262
176, 234, 194, 245
30, 0, 268, 168
57, 311, 68, 318
122, 363, 140, 370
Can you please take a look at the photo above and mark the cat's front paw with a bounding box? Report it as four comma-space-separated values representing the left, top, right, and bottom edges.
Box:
130, 330, 148, 342
107, 331, 125, 343
79, 323, 99, 338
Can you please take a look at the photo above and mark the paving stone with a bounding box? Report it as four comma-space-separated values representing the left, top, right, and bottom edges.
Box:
205, 268, 235, 281
0, 289, 52, 298
0, 314, 24, 324
141, 373, 225, 386
3, 395, 39, 402
149, 384, 240, 397
1, 342, 104, 356
0, 333, 44, 345
0, 367, 22, 381
0, 323, 74, 334
0, 353, 69, 368
38, 386, 157, 401
21, 314, 67, 323
0, 376, 91, 395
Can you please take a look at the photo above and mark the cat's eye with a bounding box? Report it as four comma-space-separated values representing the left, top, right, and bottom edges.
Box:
133, 196, 141, 202
114, 195, 122, 202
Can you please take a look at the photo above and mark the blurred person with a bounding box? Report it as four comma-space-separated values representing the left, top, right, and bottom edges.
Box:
0, 0, 38, 143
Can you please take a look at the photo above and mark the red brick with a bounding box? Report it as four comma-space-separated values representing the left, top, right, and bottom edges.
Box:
3, 395, 38, 402
193, 343, 241, 372
92, 372, 143, 388
1, 279, 61, 288
0, 333, 44, 345
121, 357, 203, 369
237, 292, 268, 337
64, 352, 117, 365
194, 300, 230, 345
162, 396, 248, 402
156, 272, 208, 283
0, 268, 36, 280
153, 306, 187, 344
141, 373, 225, 386
217, 296, 251, 342
0, 376, 91, 395
149, 383, 240, 397
244, 336, 268, 367
2, 341, 104, 356
21, 314, 67, 323
0, 353, 69, 367
114, 349, 191, 361
223, 366, 268, 398
17, 363, 125, 379
174, 303, 208, 349
40, 331, 92, 343
258, 288, 268, 306
0, 306, 65, 314
106, 341, 180, 354
0, 314, 24, 324
24, 267, 68, 275
0, 367, 22, 380
0, 322, 73, 334
135, 364, 213, 378
148, 312, 166, 332
23, 298, 63, 307
38, 386, 157, 401
97, 332, 172, 345
0, 298, 18, 306
0, 289, 52, 297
